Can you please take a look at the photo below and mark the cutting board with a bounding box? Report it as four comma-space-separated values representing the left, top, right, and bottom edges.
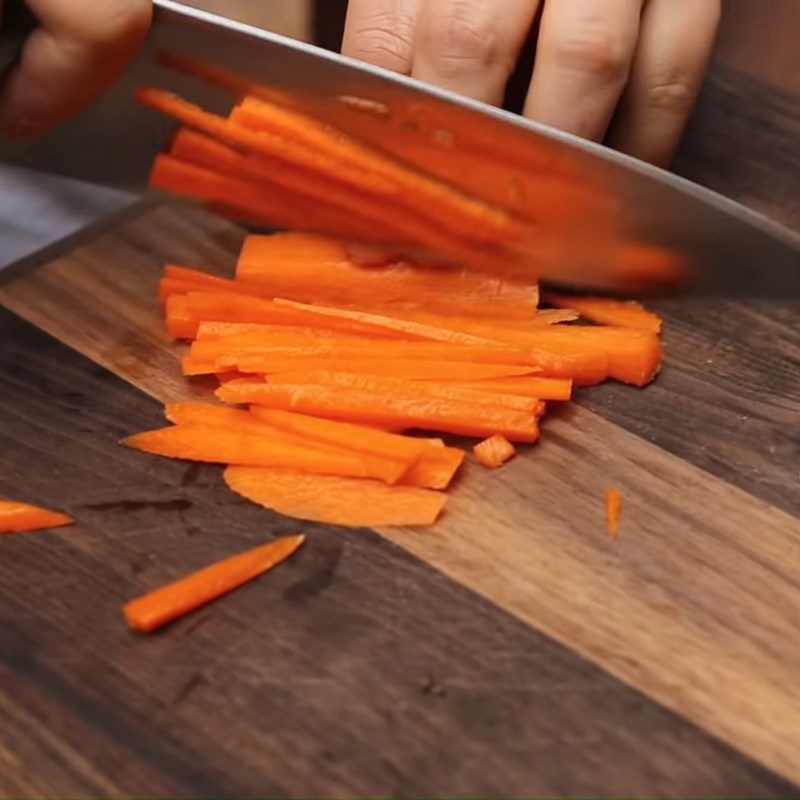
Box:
1, 194, 799, 797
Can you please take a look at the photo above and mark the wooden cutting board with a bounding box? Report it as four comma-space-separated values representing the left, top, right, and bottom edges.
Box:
1, 76, 799, 799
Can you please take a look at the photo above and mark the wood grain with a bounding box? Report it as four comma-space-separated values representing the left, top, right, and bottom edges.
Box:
2, 203, 799, 787
3, 311, 792, 798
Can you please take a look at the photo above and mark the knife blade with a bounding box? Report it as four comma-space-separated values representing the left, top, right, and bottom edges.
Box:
0, 0, 797, 295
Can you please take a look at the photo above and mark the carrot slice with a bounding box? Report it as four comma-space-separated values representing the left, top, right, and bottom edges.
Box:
165, 294, 199, 339
0, 500, 73, 533
543, 292, 662, 333
473, 435, 516, 468
224, 466, 446, 527
217, 380, 541, 442
271, 298, 502, 346
122, 424, 372, 479
453, 376, 573, 401
605, 487, 623, 539
265, 371, 542, 413
124, 534, 305, 632
179, 292, 408, 340
237, 232, 538, 319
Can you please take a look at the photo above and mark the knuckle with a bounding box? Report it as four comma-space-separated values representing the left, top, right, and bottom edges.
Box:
419, 3, 512, 77
348, 10, 415, 72
79, 0, 152, 49
548, 26, 630, 82
644, 78, 697, 113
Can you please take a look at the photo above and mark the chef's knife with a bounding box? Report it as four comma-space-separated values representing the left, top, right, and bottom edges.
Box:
0, 0, 797, 295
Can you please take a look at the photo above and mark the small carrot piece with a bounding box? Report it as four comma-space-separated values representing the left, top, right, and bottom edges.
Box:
224, 466, 446, 528
0, 500, 73, 533
122, 424, 372, 479
123, 534, 305, 632
605, 487, 623, 539
473, 435, 516, 468
400, 444, 465, 490
543, 292, 662, 333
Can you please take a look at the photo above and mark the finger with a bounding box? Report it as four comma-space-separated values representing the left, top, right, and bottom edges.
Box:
412, 0, 541, 106
524, 0, 644, 140
606, 0, 721, 167
342, 0, 421, 74
0, 0, 151, 139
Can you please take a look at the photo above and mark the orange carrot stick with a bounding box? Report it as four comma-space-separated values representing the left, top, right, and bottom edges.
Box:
399, 443, 465, 490
224, 466, 446, 528
605, 487, 623, 539
271, 298, 502, 346
452, 376, 573, 401
543, 292, 662, 333
264, 371, 542, 413
124, 534, 305, 632
216, 380, 541, 442
0, 500, 73, 533
122, 424, 372, 479
473, 435, 516, 468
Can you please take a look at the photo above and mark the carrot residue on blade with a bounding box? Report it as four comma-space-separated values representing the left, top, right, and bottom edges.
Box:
605, 487, 623, 539
473, 435, 516, 468
0, 500, 74, 533
224, 466, 446, 527
123, 534, 305, 632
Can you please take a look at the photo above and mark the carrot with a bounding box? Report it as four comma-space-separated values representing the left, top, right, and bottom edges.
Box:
179, 292, 408, 340
272, 298, 503, 346
264, 371, 543, 413
236, 233, 539, 319
122, 424, 374, 479
224, 466, 446, 527
248, 407, 463, 490
149, 154, 374, 241
400, 443, 465, 490
0, 500, 73, 533
138, 88, 513, 262
543, 292, 662, 333
124, 534, 305, 632
165, 294, 199, 339
605, 487, 623, 539
229, 94, 514, 244
452, 376, 573, 401
473, 435, 516, 468
216, 380, 541, 442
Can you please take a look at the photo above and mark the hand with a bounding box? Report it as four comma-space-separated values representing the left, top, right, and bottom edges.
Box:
342, 0, 721, 167
0, 0, 152, 139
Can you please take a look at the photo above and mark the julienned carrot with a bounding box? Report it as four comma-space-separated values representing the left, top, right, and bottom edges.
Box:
264, 371, 542, 413
236, 233, 539, 319
452, 376, 573, 401
138, 89, 512, 263
165, 294, 199, 339
473, 435, 516, 468
224, 466, 446, 527
124, 534, 305, 632
122, 424, 373, 479
216, 380, 541, 442
0, 500, 73, 533
179, 292, 409, 340
168, 128, 410, 246
229, 94, 514, 244
248, 407, 464, 490
605, 487, 622, 539
543, 292, 662, 333
272, 298, 502, 346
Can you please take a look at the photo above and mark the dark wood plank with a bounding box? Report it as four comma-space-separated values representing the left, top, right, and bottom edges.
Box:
0, 309, 794, 798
